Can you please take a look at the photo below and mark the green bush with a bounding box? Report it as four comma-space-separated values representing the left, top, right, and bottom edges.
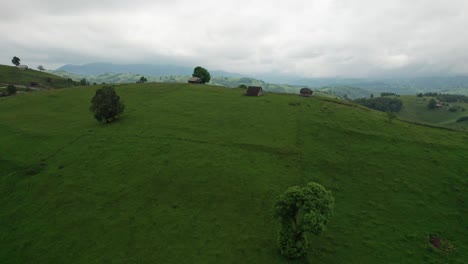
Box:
7, 85, 17, 95
448, 106, 458, 112
90, 86, 125, 123
428, 99, 437, 109
192, 66, 211, 84
353, 97, 403, 112
456, 116, 468, 123
274, 182, 334, 258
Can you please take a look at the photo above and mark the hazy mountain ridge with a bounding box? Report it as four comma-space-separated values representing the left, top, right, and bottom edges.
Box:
56, 63, 468, 96
49, 70, 356, 99
57, 63, 243, 78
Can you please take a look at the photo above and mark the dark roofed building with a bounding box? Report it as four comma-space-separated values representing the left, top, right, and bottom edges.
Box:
246, 86, 263, 96
300, 88, 313, 97
188, 77, 202, 84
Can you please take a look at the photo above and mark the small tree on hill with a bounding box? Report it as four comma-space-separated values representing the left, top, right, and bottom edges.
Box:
11, 56, 21, 66
192, 66, 211, 84
7, 85, 17, 95
37, 65, 45, 71
80, 78, 89, 86
90, 86, 125, 123
274, 182, 334, 259
137, 76, 148, 83
238, 84, 247, 89
428, 99, 437, 109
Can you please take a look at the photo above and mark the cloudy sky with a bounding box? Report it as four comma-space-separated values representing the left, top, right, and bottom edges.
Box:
1, 0, 468, 78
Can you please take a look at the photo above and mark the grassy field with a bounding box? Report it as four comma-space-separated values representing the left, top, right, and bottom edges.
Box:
0, 65, 76, 89
397, 95, 468, 130
0, 83, 467, 263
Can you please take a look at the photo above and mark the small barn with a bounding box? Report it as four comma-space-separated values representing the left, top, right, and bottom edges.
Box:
188, 77, 202, 84
17, 65, 28, 70
246, 86, 263, 96
300, 88, 313, 97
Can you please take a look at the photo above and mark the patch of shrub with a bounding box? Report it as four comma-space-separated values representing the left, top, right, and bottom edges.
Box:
456, 116, 468, 123
427, 99, 437, 109
353, 97, 403, 112
381, 92, 398, 97
436, 94, 468, 103
7, 85, 16, 95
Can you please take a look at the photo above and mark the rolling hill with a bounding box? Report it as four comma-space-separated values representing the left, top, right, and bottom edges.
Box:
55, 63, 468, 95
57, 63, 243, 78
0, 65, 76, 89
395, 95, 468, 130
0, 83, 467, 263
49, 70, 343, 97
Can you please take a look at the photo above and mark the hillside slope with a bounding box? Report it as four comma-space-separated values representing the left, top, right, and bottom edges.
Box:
0, 65, 75, 89
0, 84, 467, 264
50, 70, 341, 97
397, 95, 468, 130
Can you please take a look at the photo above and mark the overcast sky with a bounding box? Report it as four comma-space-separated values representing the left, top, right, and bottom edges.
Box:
1, 0, 468, 78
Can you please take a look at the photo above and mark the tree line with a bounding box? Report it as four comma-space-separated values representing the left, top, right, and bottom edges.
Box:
353, 97, 403, 112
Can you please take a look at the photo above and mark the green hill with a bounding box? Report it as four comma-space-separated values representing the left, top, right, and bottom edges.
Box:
0, 83, 467, 263
50, 70, 341, 98
397, 95, 468, 130
0, 65, 76, 89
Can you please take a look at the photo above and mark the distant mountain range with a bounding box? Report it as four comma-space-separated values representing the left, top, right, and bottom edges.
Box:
56, 63, 243, 78
55, 63, 468, 96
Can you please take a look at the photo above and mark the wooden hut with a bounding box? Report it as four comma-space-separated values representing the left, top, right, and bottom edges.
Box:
246, 86, 263, 96
300, 88, 313, 97
188, 77, 202, 84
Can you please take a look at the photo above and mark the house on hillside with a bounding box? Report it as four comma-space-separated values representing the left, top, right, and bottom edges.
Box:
188, 77, 202, 84
246, 86, 263, 96
300, 88, 313, 97
17, 65, 28, 70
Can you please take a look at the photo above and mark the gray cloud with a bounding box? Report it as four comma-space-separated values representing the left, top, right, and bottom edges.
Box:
1, 0, 468, 77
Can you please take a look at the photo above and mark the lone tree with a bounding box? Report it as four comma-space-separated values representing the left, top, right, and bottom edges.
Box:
90, 86, 125, 123
137, 76, 148, 83
428, 98, 437, 109
7, 85, 17, 95
274, 182, 334, 259
11, 56, 21, 66
192, 66, 211, 84
37, 65, 45, 71
80, 78, 89, 86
